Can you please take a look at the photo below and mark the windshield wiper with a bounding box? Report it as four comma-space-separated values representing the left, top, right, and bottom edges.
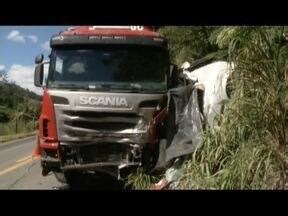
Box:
110, 83, 145, 92
51, 83, 89, 90
87, 83, 144, 92
125, 84, 165, 93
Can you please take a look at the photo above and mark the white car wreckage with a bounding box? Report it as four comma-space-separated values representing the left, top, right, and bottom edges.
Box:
151, 61, 234, 190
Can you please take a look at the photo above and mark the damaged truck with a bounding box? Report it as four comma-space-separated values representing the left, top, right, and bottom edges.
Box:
34, 26, 205, 186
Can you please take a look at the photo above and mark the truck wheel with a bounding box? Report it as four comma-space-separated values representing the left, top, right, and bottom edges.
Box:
53, 171, 81, 186
63, 171, 86, 187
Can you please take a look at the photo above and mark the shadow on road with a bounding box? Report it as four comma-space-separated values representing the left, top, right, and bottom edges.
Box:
53, 173, 130, 191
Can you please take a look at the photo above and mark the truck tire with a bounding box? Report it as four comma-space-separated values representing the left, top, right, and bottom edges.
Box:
64, 171, 87, 187
53, 171, 82, 186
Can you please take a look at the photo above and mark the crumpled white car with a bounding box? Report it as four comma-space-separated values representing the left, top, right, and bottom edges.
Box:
181, 61, 234, 128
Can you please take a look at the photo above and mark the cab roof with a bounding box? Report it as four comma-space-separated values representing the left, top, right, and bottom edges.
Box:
60, 26, 160, 37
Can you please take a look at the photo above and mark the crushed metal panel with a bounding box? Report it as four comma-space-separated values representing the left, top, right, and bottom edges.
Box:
165, 83, 204, 163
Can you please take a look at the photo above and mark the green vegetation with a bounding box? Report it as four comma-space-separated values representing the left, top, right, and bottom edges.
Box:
0, 80, 40, 140
126, 168, 161, 190
158, 26, 226, 65
0, 131, 36, 143
128, 26, 288, 189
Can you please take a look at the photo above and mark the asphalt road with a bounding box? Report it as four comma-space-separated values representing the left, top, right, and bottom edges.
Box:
0, 136, 125, 190
0, 136, 62, 190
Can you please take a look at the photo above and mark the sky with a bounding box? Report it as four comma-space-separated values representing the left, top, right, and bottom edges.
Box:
0, 26, 68, 95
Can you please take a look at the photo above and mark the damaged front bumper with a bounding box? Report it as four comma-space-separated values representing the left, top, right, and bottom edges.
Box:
58, 141, 146, 179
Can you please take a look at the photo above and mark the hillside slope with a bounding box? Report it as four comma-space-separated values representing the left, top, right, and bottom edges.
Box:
0, 81, 41, 136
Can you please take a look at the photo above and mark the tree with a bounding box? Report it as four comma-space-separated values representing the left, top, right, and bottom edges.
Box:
0, 69, 8, 82
158, 26, 220, 66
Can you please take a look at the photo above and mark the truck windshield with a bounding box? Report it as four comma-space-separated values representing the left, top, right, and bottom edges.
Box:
47, 45, 169, 93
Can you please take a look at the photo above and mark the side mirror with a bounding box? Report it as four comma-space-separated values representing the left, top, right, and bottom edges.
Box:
35, 54, 44, 64
34, 64, 44, 87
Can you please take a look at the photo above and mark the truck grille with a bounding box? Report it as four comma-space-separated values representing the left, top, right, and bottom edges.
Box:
63, 111, 139, 119
60, 110, 144, 141
64, 121, 135, 131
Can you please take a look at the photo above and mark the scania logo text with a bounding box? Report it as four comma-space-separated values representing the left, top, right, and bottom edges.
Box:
79, 96, 128, 107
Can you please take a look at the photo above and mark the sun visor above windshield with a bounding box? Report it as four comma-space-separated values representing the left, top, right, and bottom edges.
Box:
50, 35, 168, 48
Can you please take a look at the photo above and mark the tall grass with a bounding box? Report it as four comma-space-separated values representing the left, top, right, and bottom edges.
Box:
177, 27, 288, 189
0, 120, 36, 136
126, 168, 162, 190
